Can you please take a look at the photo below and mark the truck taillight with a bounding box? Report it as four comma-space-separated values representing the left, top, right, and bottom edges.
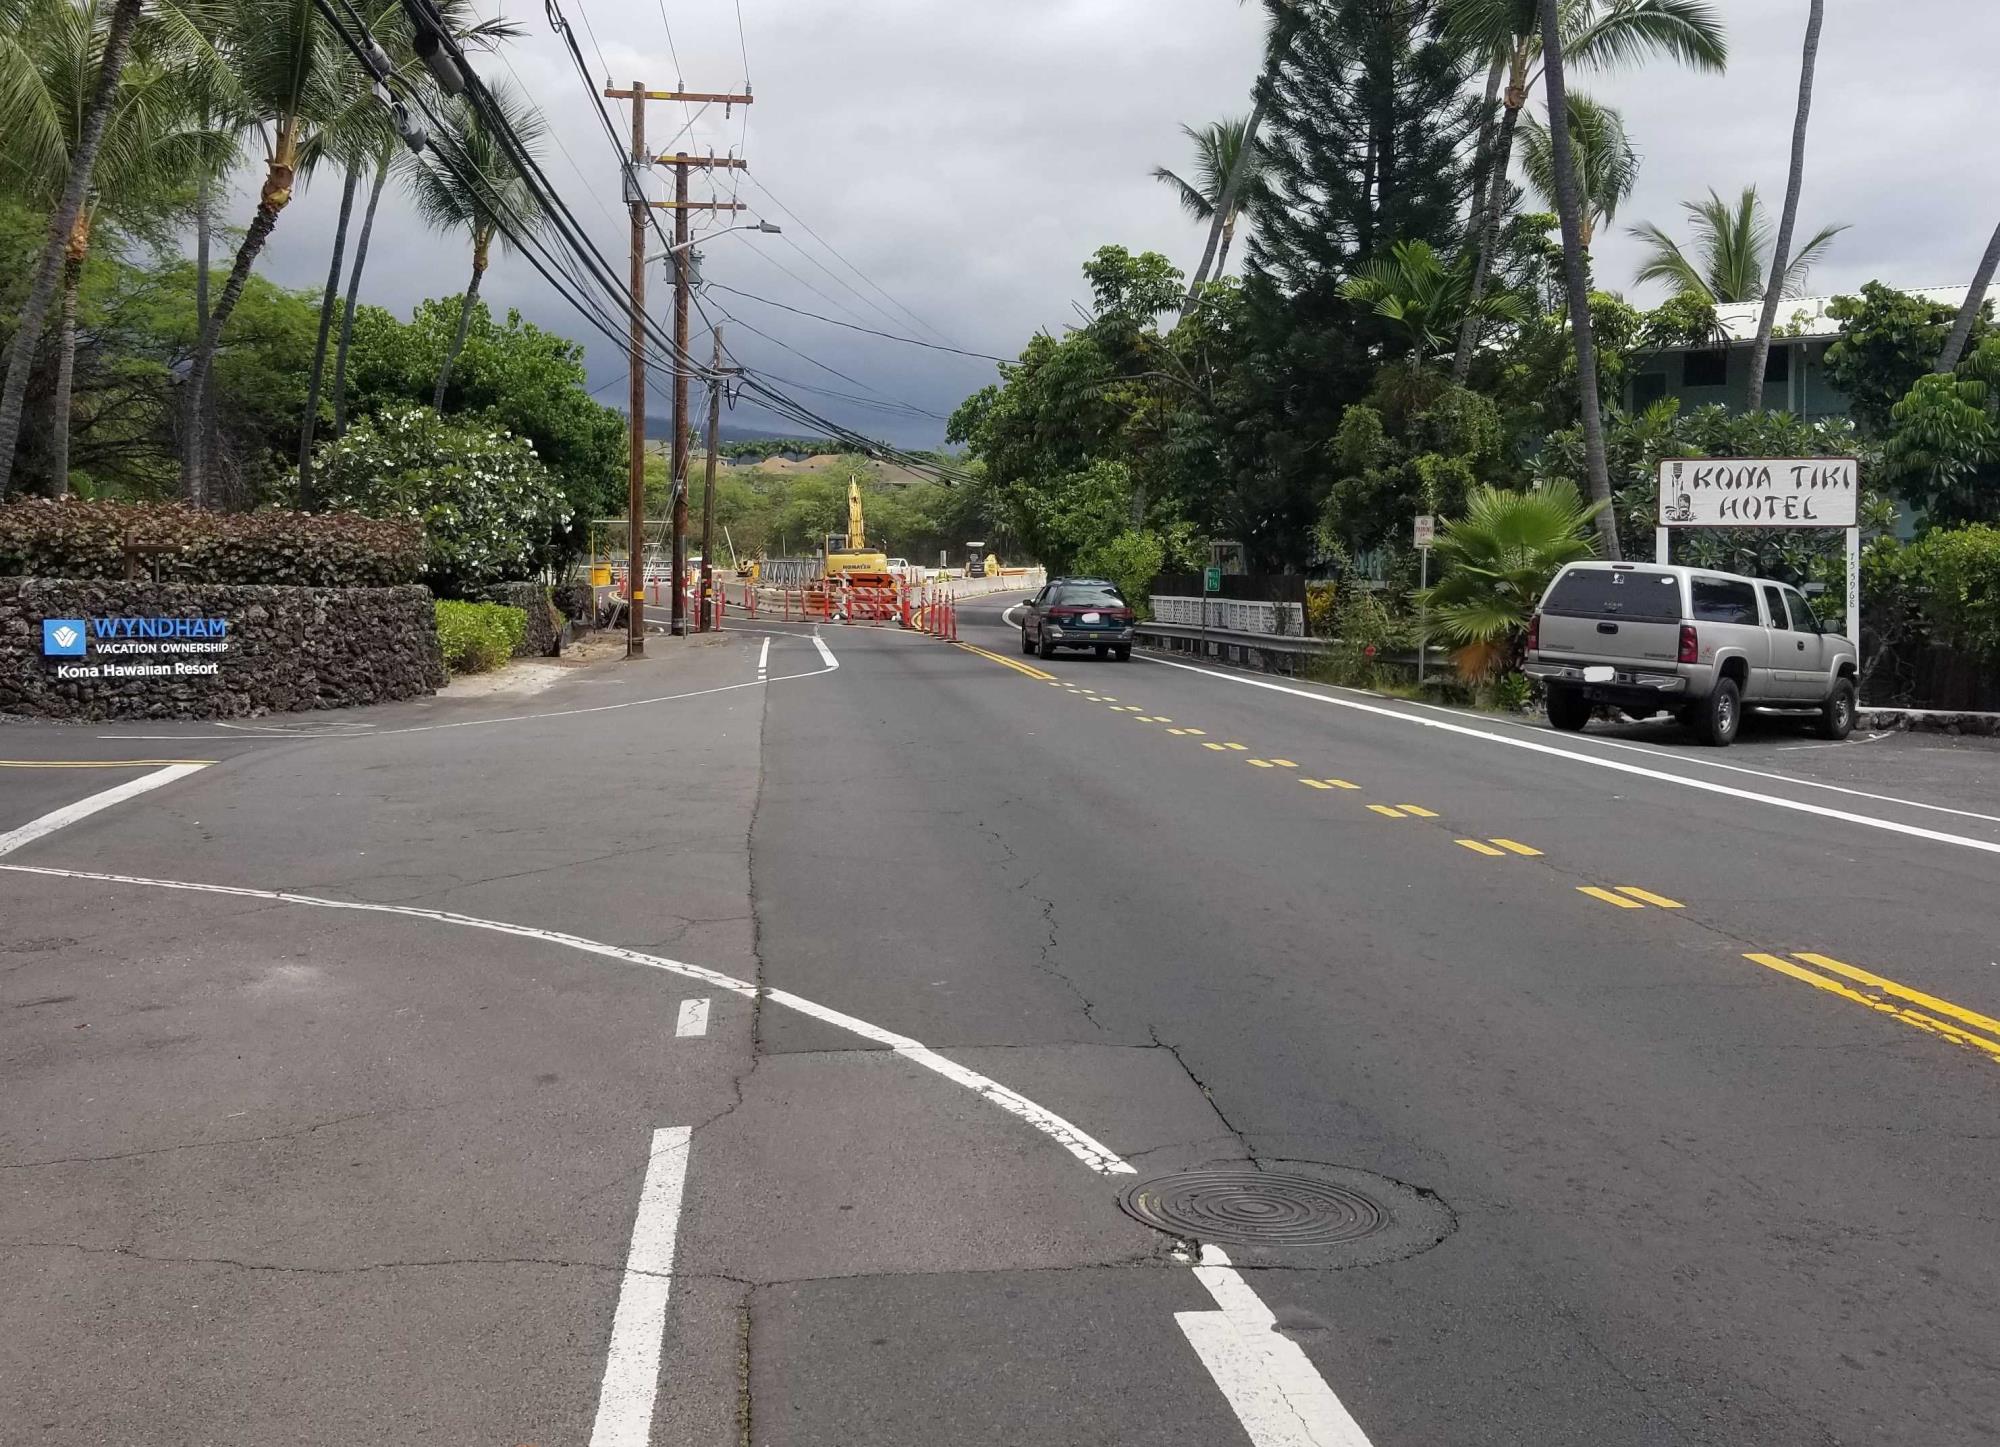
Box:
1526, 613, 1540, 652
1678, 624, 1699, 663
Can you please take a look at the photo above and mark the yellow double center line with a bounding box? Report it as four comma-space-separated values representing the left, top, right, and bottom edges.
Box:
955, 642, 1057, 681
1745, 951, 2000, 1066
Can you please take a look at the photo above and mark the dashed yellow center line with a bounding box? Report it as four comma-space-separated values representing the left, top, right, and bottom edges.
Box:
1247, 759, 1275, 768
1614, 886, 1684, 909
1397, 804, 1439, 819
955, 642, 1056, 681
1221, 742, 1248, 751
1301, 779, 1336, 791
1578, 886, 1646, 909
1368, 805, 1407, 819
1183, 729, 1206, 736
1491, 839, 1542, 856
1456, 839, 1507, 857
1746, 953, 2000, 1066
1204, 742, 1229, 751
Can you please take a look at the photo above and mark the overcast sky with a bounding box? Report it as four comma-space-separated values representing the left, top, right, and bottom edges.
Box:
239, 0, 2000, 448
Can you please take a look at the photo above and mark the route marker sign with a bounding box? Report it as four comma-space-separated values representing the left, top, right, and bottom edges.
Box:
1203, 565, 1222, 593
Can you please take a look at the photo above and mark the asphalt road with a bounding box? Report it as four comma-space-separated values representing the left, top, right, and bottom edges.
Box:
3, 601, 1997, 1445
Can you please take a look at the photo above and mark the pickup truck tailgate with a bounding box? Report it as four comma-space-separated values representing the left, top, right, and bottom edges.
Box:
1539, 567, 1683, 663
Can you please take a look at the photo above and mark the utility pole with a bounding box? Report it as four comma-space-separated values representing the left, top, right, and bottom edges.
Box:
699, 324, 742, 632
601, 81, 754, 647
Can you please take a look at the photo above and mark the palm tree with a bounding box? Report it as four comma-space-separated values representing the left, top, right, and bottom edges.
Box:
1937, 221, 2000, 375
1446, 0, 1728, 385
1746, 0, 1824, 412
1153, 116, 1265, 280
1416, 479, 1603, 677
402, 83, 547, 410
0, 0, 227, 497
181, 0, 363, 504
1630, 187, 1846, 304
329, 141, 396, 436
0, 0, 143, 499
1536, 0, 1619, 560
1341, 239, 1530, 367
1517, 93, 1637, 249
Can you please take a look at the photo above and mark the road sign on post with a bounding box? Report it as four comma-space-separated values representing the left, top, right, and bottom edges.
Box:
1414, 516, 1434, 684
1413, 514, 1435, 548
1203, 565, 1222, 593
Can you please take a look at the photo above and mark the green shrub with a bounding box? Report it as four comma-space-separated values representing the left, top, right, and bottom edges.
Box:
0, 498, 424, 586
435, 600, 527, 677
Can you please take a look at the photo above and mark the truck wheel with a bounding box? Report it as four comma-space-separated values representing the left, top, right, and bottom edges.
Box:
1020, 626, 1035, 656
1816, 677, 1857, 741
1695, 677, 1741, 747
1113, 644, 1132, 662
1545, 685, 1592, 732
1037, 634, 1056, 661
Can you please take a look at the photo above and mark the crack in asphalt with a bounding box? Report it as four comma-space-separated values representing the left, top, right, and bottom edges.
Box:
977, 817, 1111, 1036
1147, 1025, 1256, 1162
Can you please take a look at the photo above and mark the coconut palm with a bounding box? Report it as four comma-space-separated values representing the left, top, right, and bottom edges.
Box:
1936, 227, 2000, 374
329, 140, 396, 436
1535, 0, 1619, 559
1341, 239, 1530, 367
1630, 187, 1846, 305
1446, 0, 1728, 384
1517, 93, 1637, 249
1415, 479, 1603, 677
401, 82, 547, 410
1153, 116, 1265, 280
0, 0, 229, 496
1747, 0, 1824, 411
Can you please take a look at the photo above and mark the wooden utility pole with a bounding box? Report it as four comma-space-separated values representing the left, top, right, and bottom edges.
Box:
624, 79, 647, 656
601, 83, 753, 648
699, 324, 742, 632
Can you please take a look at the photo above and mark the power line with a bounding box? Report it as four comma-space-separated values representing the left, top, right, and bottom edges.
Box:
704, 282, 1008, 362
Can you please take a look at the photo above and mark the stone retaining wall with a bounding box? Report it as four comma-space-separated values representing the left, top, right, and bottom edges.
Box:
1, 578, 443, 721
480, 582, 562, 658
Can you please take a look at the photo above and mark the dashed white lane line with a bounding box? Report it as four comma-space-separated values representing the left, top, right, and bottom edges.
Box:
0, 862, 1130, 1176
812, 632, 840, 670
675, 998, 711, 1037
588, 1126, 692, 1447
0, 763, 207, 859
756, 637, 770, 681
1137, 654, 2000, 859
1177, 1245, 1374, 1447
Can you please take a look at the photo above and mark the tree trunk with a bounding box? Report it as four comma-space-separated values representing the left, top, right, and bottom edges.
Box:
0, 0, 144, 499
434, 244, 487, 410
1464, 56, 1506, 243
331, 153, 390, 435
1453, 69, 1526, 386
298, 167, 360, 506
1181, 87, 1268, 318
195, 173, 211, 336
1215, 211, 1239, 279
1747, 0, 1824, 413
1537, 0, 1619, 561
50, 251, 85, 499
183, 200, 286, 504
1937, 220, 2000, 374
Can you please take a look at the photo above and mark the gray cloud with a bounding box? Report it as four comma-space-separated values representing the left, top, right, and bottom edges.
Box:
233, 1, 1996, 447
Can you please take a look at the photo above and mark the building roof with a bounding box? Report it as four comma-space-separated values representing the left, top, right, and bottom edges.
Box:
1703, 286, 1971, 345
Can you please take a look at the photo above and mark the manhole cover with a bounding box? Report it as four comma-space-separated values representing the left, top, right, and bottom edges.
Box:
1120, 1167, 1386, 1246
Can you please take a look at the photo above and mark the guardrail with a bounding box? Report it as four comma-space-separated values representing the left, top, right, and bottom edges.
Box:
1136, 621, 1443, 679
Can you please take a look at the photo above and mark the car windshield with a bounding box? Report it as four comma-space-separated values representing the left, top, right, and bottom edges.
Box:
1543, 568, 1682, 620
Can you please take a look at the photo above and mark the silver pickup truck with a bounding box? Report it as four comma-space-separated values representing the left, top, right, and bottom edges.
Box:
1523, 562, 1859, 746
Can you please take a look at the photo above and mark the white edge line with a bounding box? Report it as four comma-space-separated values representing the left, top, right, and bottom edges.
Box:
675, 997, 711, 1037
0, 864, 1132, 1176
811, 632, 839, 670
1137, 654, 2000, 858
0, 763, 207, 859
1177, 1244, 1374, 1447
587, 1125, 692, 1447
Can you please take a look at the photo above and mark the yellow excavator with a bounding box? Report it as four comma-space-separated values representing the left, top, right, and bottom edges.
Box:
822, 479, 890, 576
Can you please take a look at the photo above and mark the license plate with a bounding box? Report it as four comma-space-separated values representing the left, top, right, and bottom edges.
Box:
1583, 665, 1615, 683
1082, 612, 1101, 624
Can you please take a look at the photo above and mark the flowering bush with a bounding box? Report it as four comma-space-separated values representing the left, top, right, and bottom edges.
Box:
316, 404, 573, 597
0, 498, 424, 586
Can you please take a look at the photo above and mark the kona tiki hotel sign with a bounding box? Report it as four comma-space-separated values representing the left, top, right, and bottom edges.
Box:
1657, 457, 1859, 529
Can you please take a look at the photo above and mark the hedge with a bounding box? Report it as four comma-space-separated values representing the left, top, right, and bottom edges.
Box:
435, 599, 527, 677
0, 498, 424, 587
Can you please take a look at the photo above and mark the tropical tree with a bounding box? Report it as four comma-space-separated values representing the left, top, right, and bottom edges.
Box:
1341, 239, 1529, 367
1517, 93, 1637, 248
401, 82, 547, 411
1747, 0, 1824, 412
1938, 221, 2000, 375
1445, 0, 1728, 385
1416, 478, 1602, 677
329, 138, 397, 437
1536, 0, 1619, 559
0, 0, 143, 498
1630, 187, 1845, 305
1153, 116, 1265, 280
0, 0, 230, 495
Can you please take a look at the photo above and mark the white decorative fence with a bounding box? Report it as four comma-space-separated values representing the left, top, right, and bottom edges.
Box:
1150, 595, 1306, 636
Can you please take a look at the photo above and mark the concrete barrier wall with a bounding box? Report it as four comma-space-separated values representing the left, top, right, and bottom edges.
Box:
1, 578, 444, 721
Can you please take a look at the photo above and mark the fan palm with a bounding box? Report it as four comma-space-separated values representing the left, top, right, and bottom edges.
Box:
401, 82, 547, 410
1415, 479, 1603, 677
1445, 0, 1728, 384
1152, 116, 1265, 280
1630, 187, 1846, 304
0, 0, 231, 496
1517, 93, 1636, 249
1341, 239, 1530, 367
